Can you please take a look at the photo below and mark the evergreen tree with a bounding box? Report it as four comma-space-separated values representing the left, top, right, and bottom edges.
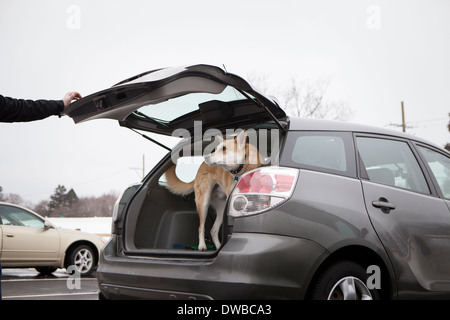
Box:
48, 185, 79, 215
48, 185, 68, 210
64, 188, 79, 207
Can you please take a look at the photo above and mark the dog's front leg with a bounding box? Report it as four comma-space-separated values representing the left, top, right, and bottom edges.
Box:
196, 187, 211, 251
198, 214, 207, 251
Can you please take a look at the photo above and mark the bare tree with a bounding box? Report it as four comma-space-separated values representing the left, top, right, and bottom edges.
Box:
446, 118, 450, 152
0, 186, 5, 201
34, 200, 50, 216
0, 188, 33, 208
247, 73, 352, 121
283, 78, 352, 120
54, 192, 118, 217
34, 190, 118, 218
7, 193, 25, 205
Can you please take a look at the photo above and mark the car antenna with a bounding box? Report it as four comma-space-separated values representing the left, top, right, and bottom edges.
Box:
128, 128, 172, 152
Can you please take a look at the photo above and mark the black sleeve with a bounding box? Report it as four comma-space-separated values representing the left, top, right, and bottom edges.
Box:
0, 95, 64, 123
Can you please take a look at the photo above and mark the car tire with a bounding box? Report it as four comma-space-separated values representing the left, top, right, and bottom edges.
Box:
67, 244, 96, 276
35, 267, 57, 275
310, 260, 380, 300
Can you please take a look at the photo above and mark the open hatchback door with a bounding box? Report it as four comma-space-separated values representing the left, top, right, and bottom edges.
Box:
65, 64, 287, 135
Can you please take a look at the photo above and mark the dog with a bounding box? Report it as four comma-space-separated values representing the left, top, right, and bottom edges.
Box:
164, 130, 263, 251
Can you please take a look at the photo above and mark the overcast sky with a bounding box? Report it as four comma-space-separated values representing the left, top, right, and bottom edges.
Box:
1, 0, 449, 204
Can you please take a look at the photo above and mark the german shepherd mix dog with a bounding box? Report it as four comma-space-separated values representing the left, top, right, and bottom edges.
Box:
165, 130, 263, 251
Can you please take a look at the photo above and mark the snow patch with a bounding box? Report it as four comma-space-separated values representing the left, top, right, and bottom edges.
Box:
48, 217, 112, 236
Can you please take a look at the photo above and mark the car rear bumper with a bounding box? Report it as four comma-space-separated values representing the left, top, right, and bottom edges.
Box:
97, 232, 328, 299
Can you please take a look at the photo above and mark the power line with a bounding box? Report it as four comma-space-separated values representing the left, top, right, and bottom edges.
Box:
389, 101, 414, 132
412, 117, 448, 124
388, 102, 449, 132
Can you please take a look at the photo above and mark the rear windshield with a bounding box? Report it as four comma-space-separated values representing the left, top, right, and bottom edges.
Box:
135, 86, 250, 123
280, 131, 356, 178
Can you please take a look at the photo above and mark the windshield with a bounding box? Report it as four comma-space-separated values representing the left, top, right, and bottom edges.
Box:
134, 85, 249, 123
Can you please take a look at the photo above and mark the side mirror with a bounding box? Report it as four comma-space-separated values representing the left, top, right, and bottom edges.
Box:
44, 220, 53, 230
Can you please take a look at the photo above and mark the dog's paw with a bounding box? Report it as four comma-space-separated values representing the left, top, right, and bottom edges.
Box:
198, 242, 207, 251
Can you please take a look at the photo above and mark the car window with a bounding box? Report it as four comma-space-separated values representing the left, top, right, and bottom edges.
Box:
291, 135, 347, 171
0, 205, 45, 228
356, 137, 430, 194
280, 132, 356, 177
417, 146, 450, 199
159, 156, 203, 186
136, 86, 250, 123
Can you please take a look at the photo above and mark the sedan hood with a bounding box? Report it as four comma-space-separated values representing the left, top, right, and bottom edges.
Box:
65, 64, 286, 135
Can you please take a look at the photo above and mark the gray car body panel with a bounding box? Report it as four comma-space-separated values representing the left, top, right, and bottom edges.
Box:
233, 170, 385, 251
98, 232, 328, 300
362, 180, 450, 298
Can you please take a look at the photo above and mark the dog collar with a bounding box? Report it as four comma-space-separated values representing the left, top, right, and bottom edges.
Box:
230, 152, 246, 176
230, 151, 246, 179
230, 163, 244, 175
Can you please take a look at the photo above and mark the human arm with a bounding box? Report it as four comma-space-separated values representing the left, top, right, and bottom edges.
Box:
0, 92, 82, 123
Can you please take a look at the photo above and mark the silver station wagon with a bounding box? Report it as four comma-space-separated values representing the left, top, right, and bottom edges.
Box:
66, 65, 450, 300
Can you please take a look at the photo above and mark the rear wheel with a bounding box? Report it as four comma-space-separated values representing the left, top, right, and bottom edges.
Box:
310, 260, 380, 300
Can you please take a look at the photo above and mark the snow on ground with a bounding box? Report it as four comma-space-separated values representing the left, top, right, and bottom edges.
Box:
48, 217, 112, 237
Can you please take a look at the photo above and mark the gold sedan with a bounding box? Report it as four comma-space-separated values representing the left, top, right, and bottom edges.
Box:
0, 202, 105, 276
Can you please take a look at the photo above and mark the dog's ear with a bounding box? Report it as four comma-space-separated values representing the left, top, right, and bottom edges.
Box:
215, 135, 223, 143
236, 130, 247, 148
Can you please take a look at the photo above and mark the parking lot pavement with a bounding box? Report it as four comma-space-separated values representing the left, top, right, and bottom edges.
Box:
1, 268, 99, 300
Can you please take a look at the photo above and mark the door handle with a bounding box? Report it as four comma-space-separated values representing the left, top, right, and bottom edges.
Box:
372, 197, 396, 214
6, 234, 14, 237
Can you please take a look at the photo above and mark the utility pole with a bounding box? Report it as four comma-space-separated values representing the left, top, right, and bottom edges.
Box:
130, 154, 145, 180
401, 101, 406, 133
389, 101, 413, 133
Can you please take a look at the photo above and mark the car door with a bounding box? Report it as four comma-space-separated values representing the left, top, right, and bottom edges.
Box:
0, 204, 60, 266
355, 135, 450, 298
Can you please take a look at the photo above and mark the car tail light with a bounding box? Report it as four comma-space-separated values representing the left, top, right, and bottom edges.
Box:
229, 166, 299, 217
